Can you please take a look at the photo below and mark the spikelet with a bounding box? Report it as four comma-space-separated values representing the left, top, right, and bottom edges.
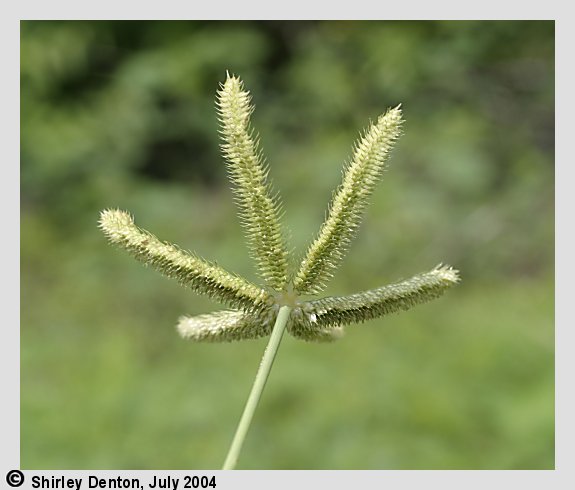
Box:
293, 106, 403, 295
99, 209, 271, 312
217, 73, 289, 292
287, 303, 345, 342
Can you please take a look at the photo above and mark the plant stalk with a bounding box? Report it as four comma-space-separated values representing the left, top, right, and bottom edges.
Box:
222, 305, 292, 470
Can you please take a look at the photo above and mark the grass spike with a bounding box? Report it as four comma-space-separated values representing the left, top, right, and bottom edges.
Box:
293, 106, 404, 295
177, 310, 274, 342
99, 209, 271, 312
303, 264, 460, 328
216, 73, 289, 291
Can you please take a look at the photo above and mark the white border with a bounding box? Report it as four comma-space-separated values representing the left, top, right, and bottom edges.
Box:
10, 0, 562, 20
5, 2, 573, 488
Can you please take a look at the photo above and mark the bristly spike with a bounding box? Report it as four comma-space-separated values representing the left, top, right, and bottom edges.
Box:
293, 106, 404, 295
216, 73, 289, 292
98, 209, 271, 312
177, 310, 275, 342
302, 264, 460, 328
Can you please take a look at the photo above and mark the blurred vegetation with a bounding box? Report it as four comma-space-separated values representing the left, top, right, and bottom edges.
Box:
21, 20, 554, 469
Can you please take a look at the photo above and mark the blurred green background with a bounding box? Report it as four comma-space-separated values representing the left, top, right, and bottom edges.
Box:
21, 20, 554, 469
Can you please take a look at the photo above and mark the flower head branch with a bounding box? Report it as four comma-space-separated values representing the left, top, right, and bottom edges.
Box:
98, 208, 272, 313
293, 106, 403, 295
217, 73, 289, 292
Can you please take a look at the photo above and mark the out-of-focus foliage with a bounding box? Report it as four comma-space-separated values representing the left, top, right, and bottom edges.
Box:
21, 21, 554, 469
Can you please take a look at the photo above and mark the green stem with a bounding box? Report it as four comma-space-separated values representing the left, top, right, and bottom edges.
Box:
222, 305, 292, 470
